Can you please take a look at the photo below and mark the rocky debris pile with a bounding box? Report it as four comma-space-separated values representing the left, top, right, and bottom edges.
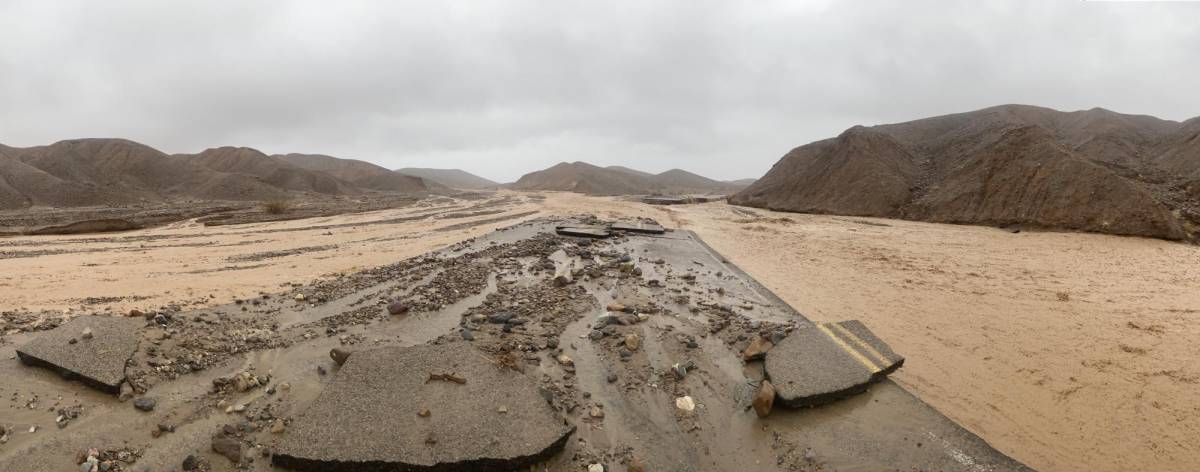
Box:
0, 310, 68, 344
211, 369, 269, 395
124, 309, 288, 392
73, 446, 141, 472
15, 316, 143, 394
274, 343, 574, 471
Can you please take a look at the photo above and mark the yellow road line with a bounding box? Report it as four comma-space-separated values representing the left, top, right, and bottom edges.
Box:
829, 322, 891, 369
816, 324, 882, 373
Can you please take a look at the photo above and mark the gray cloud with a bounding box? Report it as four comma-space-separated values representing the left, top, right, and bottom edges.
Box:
1, 0, 1197, 181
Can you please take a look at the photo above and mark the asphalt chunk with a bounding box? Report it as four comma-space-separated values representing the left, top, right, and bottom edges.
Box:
764, 320, 904, 407
554, 226, 611, 238
273, 343, 575, 471
16, 316, 143, 394
610, 221, 666, 234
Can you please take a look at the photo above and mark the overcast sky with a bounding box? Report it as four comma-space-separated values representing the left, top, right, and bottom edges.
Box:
1, 1, 1197, 182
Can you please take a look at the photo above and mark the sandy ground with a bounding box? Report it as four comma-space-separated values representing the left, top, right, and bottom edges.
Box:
2, 190, 1198, 471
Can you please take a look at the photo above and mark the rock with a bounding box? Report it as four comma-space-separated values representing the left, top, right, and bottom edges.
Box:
753, 380, 776, 418
589, 464, 605, 472
330, 348, 352, 366
212, 434, 242, 463
589, 405, 604, 418
118, 382, 134, 402
271, 419, 286, 434
628, 457, 646, 472
624, 334, 641, 351
387, 301, 410, 315
606, 372, 618, 383
552, 274, 572, 287
461, 329, 474, 341
557, 355, 574, 367
487, 312, 515, 324
294, 293, 306, 301
418, 408, 430, 417
128, 309, 143, 318
80, 327, 94, 340
606, 303, 626, 312
675, 395, 695, 412
75, 449, 88, 464
133, 397, 156, 412
587, 330, 604, 341
742, 337, 774, 361
182, 454, 199, 471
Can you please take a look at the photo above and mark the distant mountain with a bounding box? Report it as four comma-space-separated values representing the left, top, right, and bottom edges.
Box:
178, 147, 352, 195
280, 154, 441, 193
731, 104, 1200, 241
510, 162, 747, 196
605, 165, 654, 178
0, 138, 442, 210
726, 178, 757, 186
395, 168, 499, 190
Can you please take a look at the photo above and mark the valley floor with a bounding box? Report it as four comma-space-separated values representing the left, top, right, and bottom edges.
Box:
2, 190, 1198, 471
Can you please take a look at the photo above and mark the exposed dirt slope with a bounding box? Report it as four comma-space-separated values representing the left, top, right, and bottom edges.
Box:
512, 161, 747, 196
732, 104, 1200, 240
394, 167, 498, 189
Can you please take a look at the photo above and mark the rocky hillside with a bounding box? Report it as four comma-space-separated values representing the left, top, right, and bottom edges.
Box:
394, 168, 498, 190
511, 162, 747, 196
280, 154, 441, 193
732, 105, 1200, 240
0, 139, 441, 210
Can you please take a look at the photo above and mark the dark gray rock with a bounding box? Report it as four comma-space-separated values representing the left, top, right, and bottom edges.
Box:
764, 320, 904, 408
133, 397, 156, 412
16, 316, 143, 395
273, 343, 574, 471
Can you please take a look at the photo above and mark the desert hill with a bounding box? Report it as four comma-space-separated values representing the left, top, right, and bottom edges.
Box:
178, 147, 352, 195
280, 154, 441, 193
0, 138, 442, 210
511, 162, 747, 196
732, 105, 1200, 240
394, 168, 498, 190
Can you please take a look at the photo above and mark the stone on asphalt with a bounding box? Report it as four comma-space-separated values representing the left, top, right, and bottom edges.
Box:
273, 343, 575, 471
15, 316, 143, 394
764, 320, 904, 408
